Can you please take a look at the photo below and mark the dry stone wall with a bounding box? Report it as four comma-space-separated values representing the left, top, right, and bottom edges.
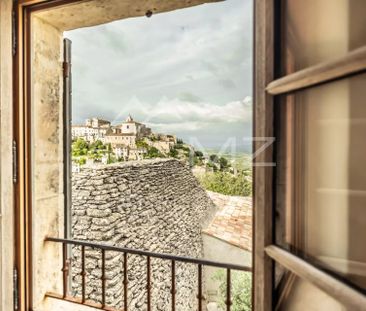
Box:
71, 159, 216, 310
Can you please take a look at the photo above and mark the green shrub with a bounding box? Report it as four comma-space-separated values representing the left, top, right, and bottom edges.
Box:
78, 157, 86, 165
209, 154, 219, 163
136, 139, 149, 149
197, 171, 252, 196
169, 148, 178, 158
146, 146, 165, 158
72, 138, 89, 156
212, 270, 252, 311
107, 155, 117, 164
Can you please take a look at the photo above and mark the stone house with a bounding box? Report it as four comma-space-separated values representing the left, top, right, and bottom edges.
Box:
72, 118, 111, 143
86, 117, 111, 128
117, 115, 152, 137
104, 115, 153, 160
114, 144, 147, 161
104, 132, 137, 148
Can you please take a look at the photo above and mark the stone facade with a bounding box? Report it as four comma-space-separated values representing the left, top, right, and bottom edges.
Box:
71, 159, 217, 310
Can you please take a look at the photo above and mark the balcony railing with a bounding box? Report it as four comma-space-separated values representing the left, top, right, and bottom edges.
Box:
45, 237, 252, 311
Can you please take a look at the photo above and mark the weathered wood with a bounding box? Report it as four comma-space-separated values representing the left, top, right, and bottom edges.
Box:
253, 1, 274, 311
265, 245, 366, 311
267, 46, 366, 95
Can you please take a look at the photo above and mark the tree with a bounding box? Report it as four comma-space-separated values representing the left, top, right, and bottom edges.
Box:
195, 150, 204, 158
90, 140, 105, 150
107, 154, 117, 164
219, 156, 230, 171
72, 138, 89, 156
146, 146, 164, 158
209, 154, 219, 163
106, 143, 112, 163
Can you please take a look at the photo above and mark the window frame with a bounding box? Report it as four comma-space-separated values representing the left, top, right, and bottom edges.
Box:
254, 1, 366, 310
15, 1, 259, 310
14, 0, 366, 310
14, 2, 101, 310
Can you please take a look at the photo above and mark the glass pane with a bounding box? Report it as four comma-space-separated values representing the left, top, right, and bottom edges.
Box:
275, 73, 366, 291
274, 264, 347, 310
281, 0, 366, 75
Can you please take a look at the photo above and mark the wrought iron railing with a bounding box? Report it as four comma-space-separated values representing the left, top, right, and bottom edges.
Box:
45, 237, 252, 311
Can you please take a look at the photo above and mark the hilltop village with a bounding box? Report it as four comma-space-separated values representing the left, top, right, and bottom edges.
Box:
72, 115, 178, 162
72, 115, 252, 197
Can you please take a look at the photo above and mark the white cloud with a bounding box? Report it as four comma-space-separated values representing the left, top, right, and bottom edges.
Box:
65, 0, 253, 150
108, 96, 252, 126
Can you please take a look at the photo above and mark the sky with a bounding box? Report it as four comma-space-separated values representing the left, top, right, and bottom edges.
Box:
65, 0, 253, 152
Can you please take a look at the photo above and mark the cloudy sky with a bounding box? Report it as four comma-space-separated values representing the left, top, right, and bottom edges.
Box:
65, 0, 253, 152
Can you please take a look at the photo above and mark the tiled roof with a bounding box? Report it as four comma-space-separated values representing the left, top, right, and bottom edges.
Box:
203, 192, 252, 251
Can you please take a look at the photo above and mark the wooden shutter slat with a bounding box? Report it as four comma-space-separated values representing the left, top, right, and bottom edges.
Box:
267, 46, 366, 95
265, 245, 366, 311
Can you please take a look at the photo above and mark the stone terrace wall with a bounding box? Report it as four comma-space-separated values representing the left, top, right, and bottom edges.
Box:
71, 159, 216, 310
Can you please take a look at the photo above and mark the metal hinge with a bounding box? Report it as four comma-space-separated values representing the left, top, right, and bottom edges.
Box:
13, 267, 19, 311
12, 3, 17, 57
13, 140, 17, 184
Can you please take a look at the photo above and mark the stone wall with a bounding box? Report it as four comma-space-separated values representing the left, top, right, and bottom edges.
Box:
71, 159, 217, 310
32, 16, 65, 310
0, 1, 14, 309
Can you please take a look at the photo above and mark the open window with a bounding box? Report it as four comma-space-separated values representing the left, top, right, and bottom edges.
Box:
10, 0, 366, 311
14, 1, 253, 310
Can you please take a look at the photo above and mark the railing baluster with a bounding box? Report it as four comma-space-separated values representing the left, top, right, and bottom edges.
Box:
61, 242, 68, 298
197, 264, 203, 311
81, 245, 86, 303
123, 252, 128, 311
147, 256, 151, 311
45, 237, 252, 311
46, 237, 251, 271
101, 249, 106, 308
226, 268, 232, 311
171, 260, 176, 311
